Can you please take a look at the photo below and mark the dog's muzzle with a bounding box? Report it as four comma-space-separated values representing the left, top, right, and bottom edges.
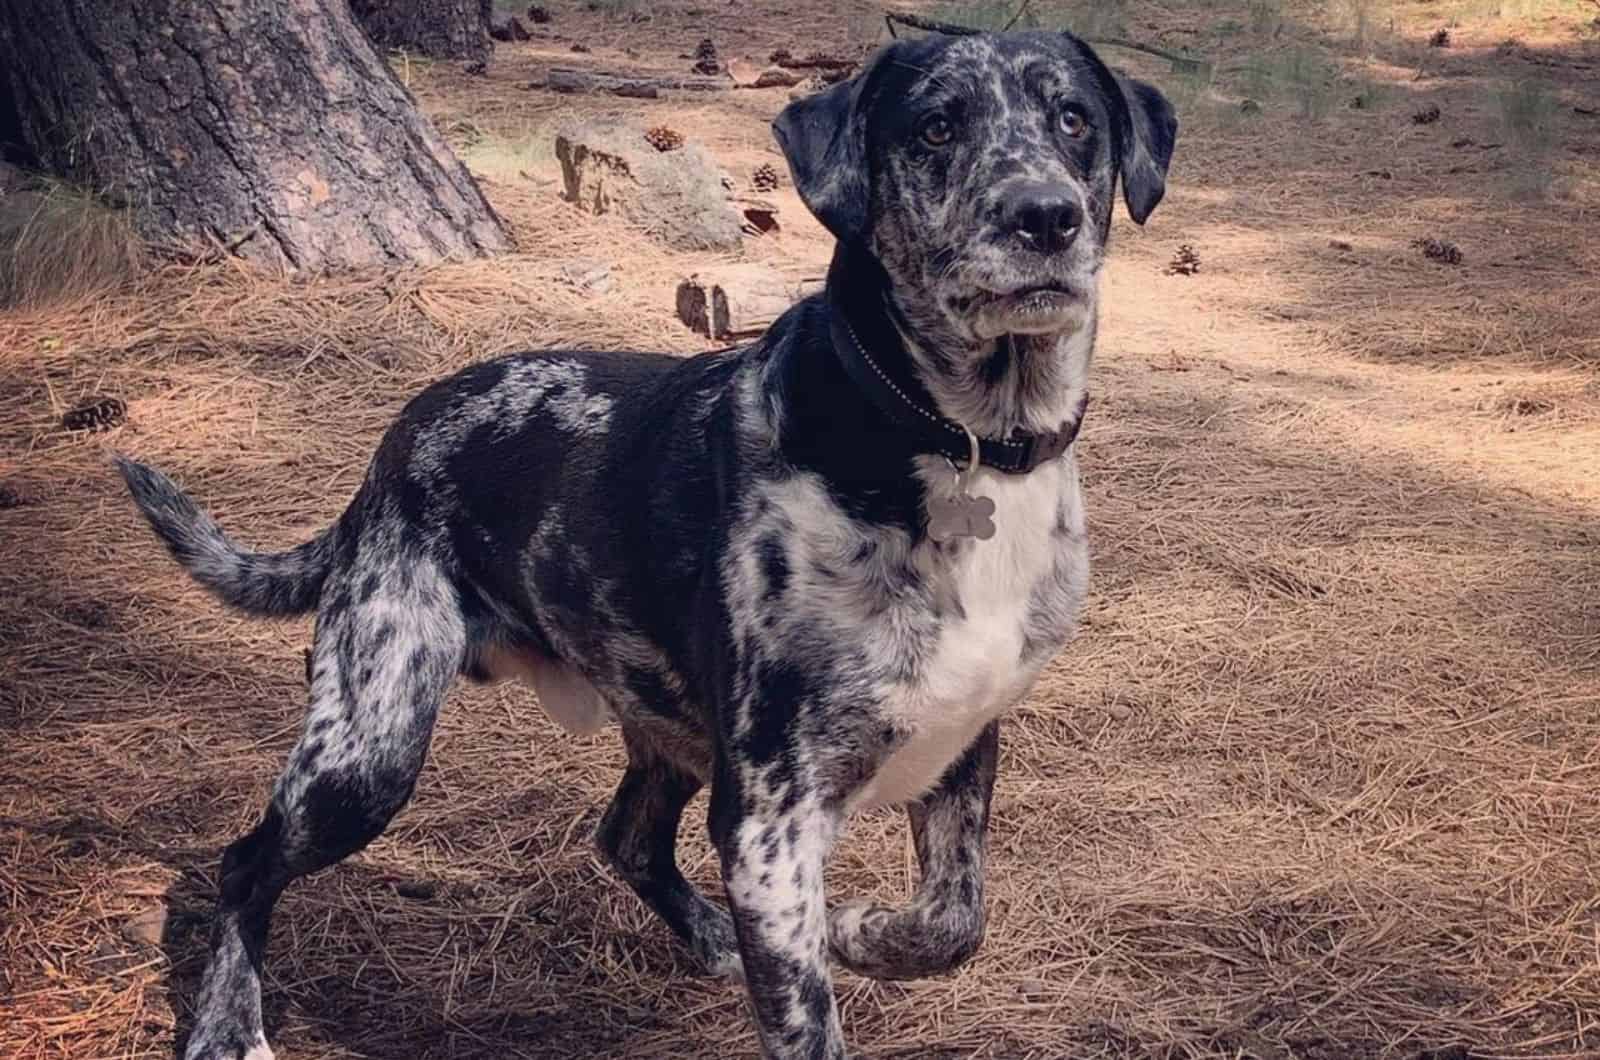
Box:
961, 179, 1095, 337
994, 179, 1083, 255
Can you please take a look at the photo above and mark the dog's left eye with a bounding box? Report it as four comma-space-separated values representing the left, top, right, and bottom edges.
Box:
920, 115, 955, 147
1058, 109, 1089, 138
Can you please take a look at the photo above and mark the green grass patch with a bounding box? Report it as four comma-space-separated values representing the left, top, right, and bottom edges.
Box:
458, 130, 557, 184
1497, 77, 1561, 198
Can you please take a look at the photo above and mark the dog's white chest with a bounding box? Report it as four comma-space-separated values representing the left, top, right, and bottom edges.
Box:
852, 461, 1086, 809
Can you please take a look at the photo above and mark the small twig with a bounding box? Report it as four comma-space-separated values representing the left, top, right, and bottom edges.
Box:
1000, 0, 1034, 31
884, 12, 980, 39
1090, 36, 1206, 70
222, 219, 264, 255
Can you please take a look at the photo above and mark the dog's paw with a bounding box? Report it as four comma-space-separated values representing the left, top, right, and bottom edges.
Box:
183, 1031, 274, 1060
701, 946, 746, 982
827, 898, 888, 963
690, 910, 746, 982
829, 898, 985, 980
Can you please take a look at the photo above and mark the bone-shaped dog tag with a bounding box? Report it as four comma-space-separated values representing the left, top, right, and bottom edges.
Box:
926, 425, 996, 543
927, 491, 996, 543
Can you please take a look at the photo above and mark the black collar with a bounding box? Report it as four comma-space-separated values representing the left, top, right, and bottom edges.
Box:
824, 248, 1088, 476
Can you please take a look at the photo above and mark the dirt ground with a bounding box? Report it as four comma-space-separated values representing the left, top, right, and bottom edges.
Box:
4, 0, 1600, 1057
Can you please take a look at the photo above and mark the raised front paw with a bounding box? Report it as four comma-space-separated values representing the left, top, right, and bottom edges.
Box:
828, 898, 985, 980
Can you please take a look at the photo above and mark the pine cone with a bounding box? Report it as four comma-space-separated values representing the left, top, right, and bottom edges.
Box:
692, 38, 720, 75
61, 396, 127, 432
1163, 244, 1201, 276
752, 162, 781, 192
644, 125, 684, 152
1412, 237, 1462, 265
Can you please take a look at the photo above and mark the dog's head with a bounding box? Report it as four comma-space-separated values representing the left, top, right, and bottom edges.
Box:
775, 31, 1176, 347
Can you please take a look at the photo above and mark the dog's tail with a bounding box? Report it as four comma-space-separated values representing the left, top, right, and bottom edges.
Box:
115, 456, 335, 617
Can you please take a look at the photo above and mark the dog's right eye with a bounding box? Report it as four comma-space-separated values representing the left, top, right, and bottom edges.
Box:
920, 115, 955, 147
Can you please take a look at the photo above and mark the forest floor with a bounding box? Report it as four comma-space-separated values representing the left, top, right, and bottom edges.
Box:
3, 0, 1600, 1057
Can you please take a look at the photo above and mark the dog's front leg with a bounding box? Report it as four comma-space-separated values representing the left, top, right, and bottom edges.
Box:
829, 722, 999, 980
714, 774, 845, 1060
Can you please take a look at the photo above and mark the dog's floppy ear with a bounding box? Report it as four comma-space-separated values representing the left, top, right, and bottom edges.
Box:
771, 48, 894, 243
1113, 75, 1177, 224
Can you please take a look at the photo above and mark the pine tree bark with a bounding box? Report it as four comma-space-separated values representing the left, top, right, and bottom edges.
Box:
0, 0, 512, 270
352, 0, 495, 65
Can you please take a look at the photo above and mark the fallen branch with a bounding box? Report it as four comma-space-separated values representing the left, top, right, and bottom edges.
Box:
676, 266, 822, 339
769, 49, 859, 70
534, 66, 730, 98
766, 51, 858, 82
882, 12, 1206, 72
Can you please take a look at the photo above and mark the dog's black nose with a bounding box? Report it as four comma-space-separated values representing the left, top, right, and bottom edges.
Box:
999, 183, 1082, 253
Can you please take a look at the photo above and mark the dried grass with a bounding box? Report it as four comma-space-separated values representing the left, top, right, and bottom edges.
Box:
3, 0, 1599, 1058
0, 181, 145, 310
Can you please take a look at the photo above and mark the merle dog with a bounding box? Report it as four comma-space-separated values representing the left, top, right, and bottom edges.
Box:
118, 29, 1175, 1060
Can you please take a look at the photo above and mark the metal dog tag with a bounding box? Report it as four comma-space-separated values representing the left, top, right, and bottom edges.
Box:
927, 425, 996, 544
927, 491, 996, 543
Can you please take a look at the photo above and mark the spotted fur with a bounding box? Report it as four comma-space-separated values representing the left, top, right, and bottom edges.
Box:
118, 30, 1174, 1060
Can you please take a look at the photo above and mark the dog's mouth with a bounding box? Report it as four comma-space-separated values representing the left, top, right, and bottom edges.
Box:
999, 283, 1079, 307
971, 282, 1088, 336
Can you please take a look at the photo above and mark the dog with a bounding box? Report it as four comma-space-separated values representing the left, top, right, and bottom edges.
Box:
118, 29, 1175, 1060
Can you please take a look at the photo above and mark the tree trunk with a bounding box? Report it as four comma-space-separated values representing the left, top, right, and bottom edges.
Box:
0, 0, 512, 270
351, 0, 495, 65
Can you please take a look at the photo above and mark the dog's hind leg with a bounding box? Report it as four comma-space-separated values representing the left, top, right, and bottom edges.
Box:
597, 728, 742, 979
827, 722, 998, 981
182, 557, 465, 1060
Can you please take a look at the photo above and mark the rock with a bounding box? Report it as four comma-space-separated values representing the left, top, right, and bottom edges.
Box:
754, 66, 803, 88
789, 74, 827, 101
121, 905, 167, 947
490, 16, 531, 41
394, 880, 440, 900
728, 58, 801, 88
555, 119, 743, 251
558, 258, 614, 295
0, 159, 29, 197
